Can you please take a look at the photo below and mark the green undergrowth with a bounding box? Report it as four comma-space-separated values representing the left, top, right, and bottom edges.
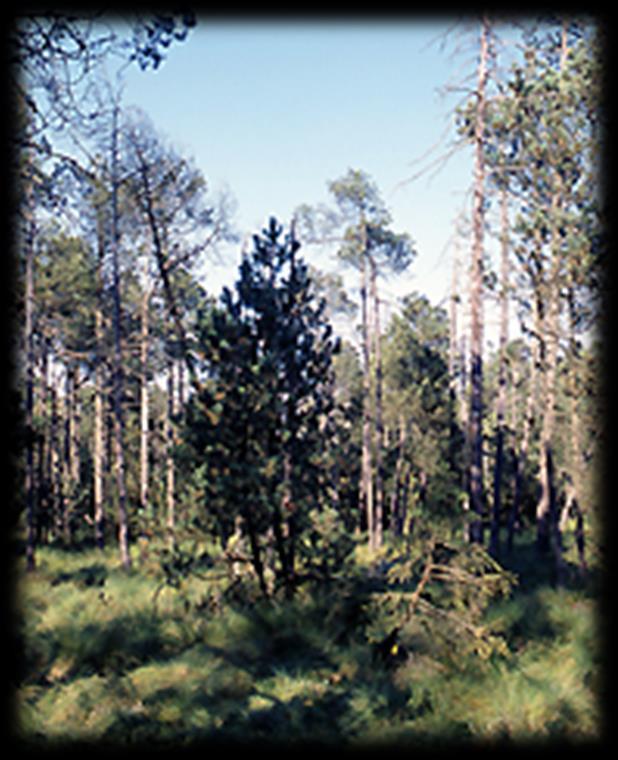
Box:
14, 537, 603, 747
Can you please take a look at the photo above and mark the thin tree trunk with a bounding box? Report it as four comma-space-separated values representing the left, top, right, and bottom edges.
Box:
467, 16, 490, 543
359, 221, 374, 547
370, 255, 384, 549
507, 230, 543, 552
50, 374, 64, 541
390, 414, 407, 536
177, 358, 185, 410
507, 341, 535, 553
40, 342, 53, 544
24, 189, 36, 570
449, 230, 462, 403
93, 350, 105, 549
93, 224, 106, 550
133, 143, 202, 395
535, 203, 566, 586
62, 363, 75, 544
140, 272, 151, 526
109, 102, 131, 570
165, 355, 176, 549
566, 283, 587, 575
401, 462, 414, 536
72, 365, 81, 484
536, 27, 569, 585
489, 188, 509, 558
239, 424, 268, 597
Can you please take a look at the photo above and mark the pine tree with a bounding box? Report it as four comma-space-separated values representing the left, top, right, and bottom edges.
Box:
186, 218, 339, 597
325, 170, 415, 549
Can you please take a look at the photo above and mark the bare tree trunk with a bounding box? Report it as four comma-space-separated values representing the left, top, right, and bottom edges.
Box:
24, 190, 36, 570
177, 358, 185, 410
507, 228, 543, 552
370, 255, 384, 549
109, 102, 131, 570
72, 366, 81, 484
93, 225, 106, 550
489, 188, 509, 558
536, 27, 569, 587
93, 349, 105, 549
535, 202, 565, 585
449, 234, 461, 400
390, 414, 407, 536
132, 141, 202, 395
62, 363, 75, 544
358, 221, 374, 548
467, 16, 490, 543
565, 283, 587, 575
50, 373, 64, 541
165, 355, 176, 549
34, 349, 47, 546
40, 342, 53, 545
507, 339, 535, 553
140, 271, 151, 526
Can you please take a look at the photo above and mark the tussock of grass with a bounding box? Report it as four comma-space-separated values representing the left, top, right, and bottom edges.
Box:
16, 543, 602, 745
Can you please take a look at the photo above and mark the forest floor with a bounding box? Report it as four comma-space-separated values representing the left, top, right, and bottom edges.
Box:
12, 531, 604, 749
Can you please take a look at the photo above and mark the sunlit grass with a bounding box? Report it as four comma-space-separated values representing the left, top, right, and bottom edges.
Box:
15, 541, 602, 745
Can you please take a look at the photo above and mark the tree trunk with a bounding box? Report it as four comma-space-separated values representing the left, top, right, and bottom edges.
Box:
40, 342, 53, 545
359, 221, 374, 547
50, 374, 64, 541
390, 414, 407, 536
72, 366, 81, 484
489, 187, 510, 558
467, 16, 490, 543
109, 102, 132, 570
507, 229, 543, 552
133, 144, 202, 395
165, 355, 176, 549
93, 224, 106, 550
24, 190, 36, 570
140, 272, 151, 526
239, 425, 268, 597
370, 255, 384, 549
536, 28, 570, 580
62, 363, 75, 544
566, 283, 587, 575
449, 226, 463, 411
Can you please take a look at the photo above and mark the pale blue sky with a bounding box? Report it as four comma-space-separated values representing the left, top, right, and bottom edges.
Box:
120, 19, 482, 332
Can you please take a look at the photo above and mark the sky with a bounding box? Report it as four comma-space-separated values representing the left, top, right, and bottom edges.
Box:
119, 18, 494, 341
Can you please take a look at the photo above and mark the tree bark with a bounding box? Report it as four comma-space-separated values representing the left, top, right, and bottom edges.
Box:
467, 16, 490, 543
507, 227, 543, 552
50, 374, 63, 541
24, 187, 36, 570
359, 221, 374, 548
449, 233, 461, 402
62, 362, 75, 544
565, 283, 587, 575
390, 414, 407, 536
165, 355, 176, 549
489, 187, 510, 558
109, 102, 132, 570
132, 141, 202, 395
140, 269, 151, 526
93, 221, 106, 550
535, 27, 569, 587
40, 341, 53, 545
369, 255, 384, 549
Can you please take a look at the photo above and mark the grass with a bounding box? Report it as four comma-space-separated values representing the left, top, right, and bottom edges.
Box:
13, 534, 603, 748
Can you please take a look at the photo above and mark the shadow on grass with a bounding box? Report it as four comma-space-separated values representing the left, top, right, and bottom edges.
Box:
21, 607, 173, 685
